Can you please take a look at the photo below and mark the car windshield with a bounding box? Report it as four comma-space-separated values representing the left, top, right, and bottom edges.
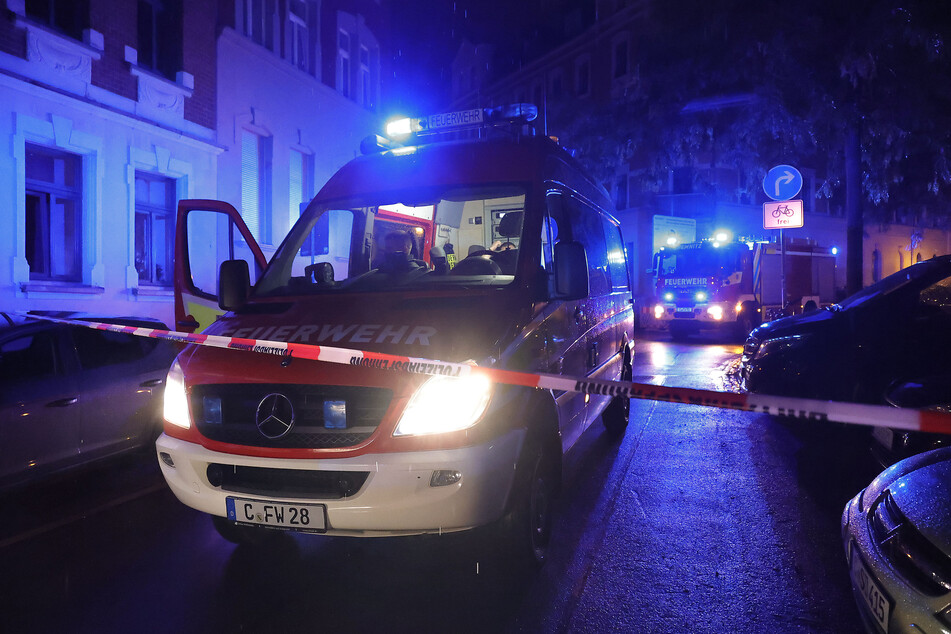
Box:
658, 244, 742, 278
254, 185, 527, 297
836, 257, 951, 310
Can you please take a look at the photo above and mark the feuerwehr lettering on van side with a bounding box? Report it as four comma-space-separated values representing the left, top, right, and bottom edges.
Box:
217, 324, 438, 346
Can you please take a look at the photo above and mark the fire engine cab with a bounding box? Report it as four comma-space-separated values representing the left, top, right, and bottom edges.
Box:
652, 236, 836, 340
157, 104, 635, 566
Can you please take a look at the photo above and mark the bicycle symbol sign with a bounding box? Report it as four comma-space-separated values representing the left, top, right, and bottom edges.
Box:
763, 199, 804, 229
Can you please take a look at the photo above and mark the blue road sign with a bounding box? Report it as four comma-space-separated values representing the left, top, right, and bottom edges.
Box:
763, 165, 803, 201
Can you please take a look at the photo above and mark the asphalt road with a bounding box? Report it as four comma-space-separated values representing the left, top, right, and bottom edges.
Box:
0, 334, 883, 633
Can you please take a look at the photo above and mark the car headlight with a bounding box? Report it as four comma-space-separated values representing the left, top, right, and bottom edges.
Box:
706, 305, 724, 320
163, 358, 191, 429
752, 334, 810, 361
394, 374, 492, 436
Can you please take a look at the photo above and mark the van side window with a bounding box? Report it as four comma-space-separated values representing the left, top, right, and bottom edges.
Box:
544, 189, 612, 297
602, 217, 629, 292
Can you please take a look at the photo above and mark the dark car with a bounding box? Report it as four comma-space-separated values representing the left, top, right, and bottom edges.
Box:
741, 255, 951, 404
0, 312, 177, 489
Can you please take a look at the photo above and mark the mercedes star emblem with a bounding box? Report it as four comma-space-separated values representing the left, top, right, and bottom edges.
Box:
255, 393, 295, 439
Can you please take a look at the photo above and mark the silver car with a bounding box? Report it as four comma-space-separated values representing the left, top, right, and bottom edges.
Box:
0, 313, 177, 489
842, 446, 951, 633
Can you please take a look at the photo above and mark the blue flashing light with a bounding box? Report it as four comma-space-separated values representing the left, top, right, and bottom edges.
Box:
695, 291, 708, 302
663, 292, 674, 302
831, 246, 839, 255
385, 117, 414, 139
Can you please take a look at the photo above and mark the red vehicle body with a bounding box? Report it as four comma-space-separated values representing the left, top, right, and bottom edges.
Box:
653, 238, 837, 340
157, 106, 635, 565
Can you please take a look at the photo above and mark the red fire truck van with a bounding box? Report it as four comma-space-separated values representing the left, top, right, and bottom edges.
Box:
158, 104, 635, 566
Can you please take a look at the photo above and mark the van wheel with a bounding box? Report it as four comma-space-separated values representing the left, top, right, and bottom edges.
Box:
498, 441, 556, 569
212, 515, 279, 546
602, 357, 632, 437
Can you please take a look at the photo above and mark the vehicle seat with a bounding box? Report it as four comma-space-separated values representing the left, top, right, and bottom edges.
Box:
430, 246, 450, 275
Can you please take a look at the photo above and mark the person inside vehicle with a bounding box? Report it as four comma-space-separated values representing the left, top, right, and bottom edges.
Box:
378, 230, 427, 274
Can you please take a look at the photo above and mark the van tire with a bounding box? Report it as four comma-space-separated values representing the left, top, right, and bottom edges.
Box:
497, 440, 556, 569
212, 515, 279, 546
602, 354, 632, 437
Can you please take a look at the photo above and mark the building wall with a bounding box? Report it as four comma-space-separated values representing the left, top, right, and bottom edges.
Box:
0, 0, 219, 327
216, 26, 381, 258
1, 0, 387, 325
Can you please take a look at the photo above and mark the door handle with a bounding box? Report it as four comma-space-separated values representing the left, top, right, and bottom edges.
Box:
140, 378, 165, 388
177, 318, 200, 330
46, 397, 79, 407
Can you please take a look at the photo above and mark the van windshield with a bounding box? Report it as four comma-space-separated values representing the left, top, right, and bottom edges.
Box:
255, 185, 527, 296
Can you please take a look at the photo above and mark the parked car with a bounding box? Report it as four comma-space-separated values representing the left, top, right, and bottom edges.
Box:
742, 255, 951, 404
842, 445, 951, 633
0, 312, 177, 489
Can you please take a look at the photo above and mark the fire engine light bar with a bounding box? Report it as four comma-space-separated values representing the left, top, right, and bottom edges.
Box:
384, 104, 538, 141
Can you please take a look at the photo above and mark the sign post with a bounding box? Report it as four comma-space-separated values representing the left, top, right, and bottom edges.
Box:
763, 165, 804, 313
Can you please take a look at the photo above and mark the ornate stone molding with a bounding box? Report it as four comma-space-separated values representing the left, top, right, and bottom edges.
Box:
131, 66, 194, 119
16, 18, 102, 94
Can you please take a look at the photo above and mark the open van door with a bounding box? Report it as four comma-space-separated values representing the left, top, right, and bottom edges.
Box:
173, 199, 267, 333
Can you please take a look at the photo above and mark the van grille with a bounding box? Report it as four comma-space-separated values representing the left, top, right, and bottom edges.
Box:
191, 384, 392, 449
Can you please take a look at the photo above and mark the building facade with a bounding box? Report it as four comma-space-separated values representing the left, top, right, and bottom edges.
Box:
450, 0, 951, 303
0, 0, 385, 326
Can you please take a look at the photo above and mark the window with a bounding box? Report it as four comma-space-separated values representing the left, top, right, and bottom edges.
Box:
0, 331, 59, 382
25, 144, 83, 282
337, 30, 351, 98
613, 39, 628, 79
604, 219, 630, 292
72, 327, 157, 369
241, 130, 273, 244
134, 172, 175, 286
241, 0, 276, 51
25, 0, 88, 39
289, 149, 314, 221
545, 191, 611, 297
137, 0, 182, 79
335, 13, 379, 108
360, 45, 372, 107
576, 58, 590, 96
288, 0, 309, 72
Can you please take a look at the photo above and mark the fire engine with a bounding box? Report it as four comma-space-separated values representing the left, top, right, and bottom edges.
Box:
652, 236, 837, 340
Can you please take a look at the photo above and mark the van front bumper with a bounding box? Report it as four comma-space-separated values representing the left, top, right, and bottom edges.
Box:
155, 430, 525, 536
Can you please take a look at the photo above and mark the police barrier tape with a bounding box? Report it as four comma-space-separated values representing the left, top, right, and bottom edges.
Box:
25, 314, 951, 436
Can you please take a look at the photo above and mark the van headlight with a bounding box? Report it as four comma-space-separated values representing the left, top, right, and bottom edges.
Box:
394, 374, 492, 436
163, 358, 191, 429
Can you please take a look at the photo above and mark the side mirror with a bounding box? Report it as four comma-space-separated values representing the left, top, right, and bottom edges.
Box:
552, 241, 589, 300
884, 376, 951, 409
218, 259, 250, 310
